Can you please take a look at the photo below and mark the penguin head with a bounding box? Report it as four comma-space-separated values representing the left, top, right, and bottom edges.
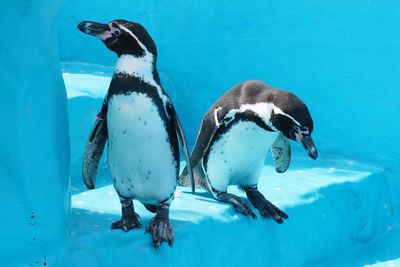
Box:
270, 91, 318, 160
77, 20, 157, 58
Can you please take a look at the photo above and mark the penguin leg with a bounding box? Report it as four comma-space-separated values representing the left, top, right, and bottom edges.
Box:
111, 196, 142, 231
215, 191, 257, 219
145, 201, 174, 249
242, 185, 288, 224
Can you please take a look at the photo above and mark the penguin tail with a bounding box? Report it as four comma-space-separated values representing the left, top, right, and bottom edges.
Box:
178, 164, 207, 189
178, 166, 191, 186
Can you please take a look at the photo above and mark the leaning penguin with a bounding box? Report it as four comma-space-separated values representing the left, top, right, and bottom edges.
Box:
179, 80, 317, 223
77, 19, 194, 248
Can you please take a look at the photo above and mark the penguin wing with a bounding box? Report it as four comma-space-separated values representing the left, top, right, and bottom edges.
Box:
82, 118, 108, 189
170, 105, 196, 193
190, 109, 221, 166
271, 133, 291, 173
178, 108, 221, 188
82, 99, 108, 190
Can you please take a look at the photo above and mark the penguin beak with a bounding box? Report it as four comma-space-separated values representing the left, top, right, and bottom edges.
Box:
297, 135, 318, 160
77, 21, 110, 36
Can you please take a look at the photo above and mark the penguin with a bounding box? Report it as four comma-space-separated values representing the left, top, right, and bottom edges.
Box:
179, 80, 317, 223
78, 19, 194, 248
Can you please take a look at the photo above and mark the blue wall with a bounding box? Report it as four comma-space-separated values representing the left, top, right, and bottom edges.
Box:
58, 1, 400, 165
0, 1, 70, 265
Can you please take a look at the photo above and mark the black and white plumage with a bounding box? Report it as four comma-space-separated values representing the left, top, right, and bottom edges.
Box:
78, 19, 194, 248
179, 80, 317, 223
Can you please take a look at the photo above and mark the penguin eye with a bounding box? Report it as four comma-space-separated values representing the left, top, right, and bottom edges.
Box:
114, 31, 121, 36
293, 125, 300, 132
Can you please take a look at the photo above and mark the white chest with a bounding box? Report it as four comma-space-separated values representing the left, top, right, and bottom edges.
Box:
205, 121, 279, 192
106, 92, 177, 203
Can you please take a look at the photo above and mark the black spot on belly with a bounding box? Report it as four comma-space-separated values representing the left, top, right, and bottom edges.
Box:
118, 107, 121, 111
224, 160, 227, 164
148, 135, 152, 139
122, 130, 127, 135
221, 151, 224, 155
138, 117, 142, 121
144, 121, 147, 125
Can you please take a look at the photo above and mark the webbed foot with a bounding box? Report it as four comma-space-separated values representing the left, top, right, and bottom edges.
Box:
112, 197, 142, 231
111, 213, 142, 231
145, 203, 174, 249
245, 187, 288, 224
216, 192, 257, 219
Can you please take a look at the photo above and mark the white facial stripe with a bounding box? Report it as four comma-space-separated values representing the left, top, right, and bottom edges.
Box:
221, 102, 304, 130
241, 102, 275, 120
273, 106, 301, 126
117, 24, 148, 53
222, 102, 277, 130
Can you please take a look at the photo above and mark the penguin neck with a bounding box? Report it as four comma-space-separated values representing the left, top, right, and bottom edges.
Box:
114, 53, 160, 86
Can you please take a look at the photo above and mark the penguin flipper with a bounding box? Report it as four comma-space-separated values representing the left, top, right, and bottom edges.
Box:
178, 108, 221, 189
82, 118, 108, 190
271, 133, 291, 173
170, 106, 196, 193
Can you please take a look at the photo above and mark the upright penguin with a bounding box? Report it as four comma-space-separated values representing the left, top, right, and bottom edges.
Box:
179, 80, 317, 223
78, 19, 194, 248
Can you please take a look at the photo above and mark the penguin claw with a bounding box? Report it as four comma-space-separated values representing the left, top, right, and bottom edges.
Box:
216, 192, 257, 219
241, 206, 257, 220
245, 188, 288, 224
257, 200, 288, 224
145, 217, 174, 249
249, 212, 257, 220
111, 214, 142, 231
233, 198, 256, 219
